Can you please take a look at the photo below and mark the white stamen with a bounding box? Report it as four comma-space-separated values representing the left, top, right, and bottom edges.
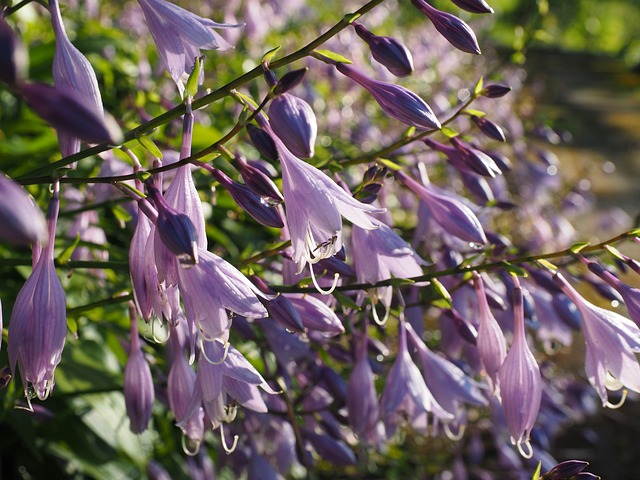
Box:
200, 339, 230, 365
604, 389, 627, 409
444, 422, 465, 441
371, 295, 390, 326
309, 263, 339, 295
220, 423, 239, 454
181, 434, 201, 457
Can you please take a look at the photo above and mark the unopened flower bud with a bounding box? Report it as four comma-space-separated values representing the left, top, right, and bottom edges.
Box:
353, 22, 414, 77
146, 183, 199, 265
481, 83, 511, 98
268, 93, 318, 158
235, 155, 283, 204
124, 314, 155, 434
449, 0, 494, 14
273, 68, 308, 95
471, 115, 506, 142
0, 18, 28, 86
252, 276, 305, 331
247, 124, 279, 161
0, 173, 47, 246
541, 460, 589, 480
411, 0, 481, 54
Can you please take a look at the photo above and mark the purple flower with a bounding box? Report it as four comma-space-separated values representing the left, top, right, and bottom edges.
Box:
8, 189, 66, 404
498, 281, 542, 458
449, 0, 494, 14
0, 173, 47, 246
411, 0, 481, 54
137, 0, 241, 92
471, 115, 507, 142
396, 170, 487, 245
269, 93, 317, 159
335, 63, 440, 130
50, 0, 104, 157
481, 83, 512, 98
353, 22, 414, 77
178, 248, 267, 343
554, 272, 640, 407
473, 272, 507, 394
284, 293, 345, 336
234, 155, 283, 205
541, 460, 590, 480
0, 18, 28, 86
124, 313, 155, 433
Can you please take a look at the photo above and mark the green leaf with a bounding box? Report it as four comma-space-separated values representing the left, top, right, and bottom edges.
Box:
314, 49, 352, 64
185, 55, 203, 98
333, 291, 361, 310
536, 259, 557, 271
58, 233, 81, 265
531, 461, 542, 480
377, 158, 401, 171
136, 135, 163, 159
569, 241, 591, 254
501, 261, 528, 277
428, 279, 452, 308
112, 203, 132, 224
384, 277, 415, 287
343, 12, 361, 24
473, 76, 484, 96
605, 244, 626, 261
464, 108, 485, 117
440, 126, 459, 138
627, 228, 640, 237
261, 46, 281, 64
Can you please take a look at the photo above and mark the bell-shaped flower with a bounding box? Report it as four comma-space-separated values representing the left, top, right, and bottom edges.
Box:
347, 332, 385, 444
473, 272, 507, 394
554, 272, 640, 407
0, 173, 47, 246
124, 315, 155, 433
380, 321, 454, 436
8, 189, 66, 404
353, 22, 414, 77
396, 170, 487, 245
0, 18, 28, 86
269, 93, 317, 159
178, 248, 267, 343
498, 281, 542, 458
261, 118, 383, 287
137, 0, 241, 93
406, 322, 487, 436
336, 62, 440, 130
351, 221, 426, 319
50, 0, 104, 157
411, 0, 481, 54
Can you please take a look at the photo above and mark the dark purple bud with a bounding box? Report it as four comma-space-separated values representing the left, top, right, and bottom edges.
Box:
471, 115, 506, 142
541, 460, 589, 480
483, 149, 513, 171
252, 276, 305, 332
235, 155, 283, 204
354, 182, 383, 204
0, 173, 47, 246
581, 275, 624, 304
269, 93, 317, 158
319, 365, 348, 403
449, 0, 494, 14
247, 124, 279, 161
273, 68, 308, 95
314, 255, 355, 277
124, 319, 155, 434
445, 309, 478, 344
450, 137, 502, 177
459, 170, 494, 205
336, 62, 440, 130
481, 83, 511, 98
484, 231, 511, 256
552, 293, 581, 330
211, 169, 284, 228
0, 18, 28, 86
353, 22, 414, 77
146, 183, 199, 265
411, 0, 481, 55
301, 428, 356, 465
18, 83, 122, 145
527, 267, 562, 294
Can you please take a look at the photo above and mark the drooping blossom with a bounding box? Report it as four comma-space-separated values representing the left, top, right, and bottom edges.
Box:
268, 92, 317, 159
351, 221, 426, 321
0, 172, 47, 246
498, 279, 542, 458
335, 62, 440, 130
473, 272, 507, 394
471, 115, 507, 142
0, 17, 28, 86
124, 305, 155, 433
8, 185, 66, 404
284, 293, 345, 335
554, 271, 640, 407
49, 0, 103, 157
411, 0, 481, 54
380, 320, 453, 436
353, 22, 414, 77
178, 248, 267, 344
137, 0, 242, 93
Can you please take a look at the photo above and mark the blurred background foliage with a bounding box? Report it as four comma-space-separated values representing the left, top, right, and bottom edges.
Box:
1, 0, 640, 478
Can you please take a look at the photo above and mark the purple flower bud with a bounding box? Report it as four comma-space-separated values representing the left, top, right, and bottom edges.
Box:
449, 0, 494, 14
542, 460, 589, 480
471, 115, 506, 142
146, 183, 199, 265
450, 136, 502, 177
336, 62, 440, 130
411, 0, 481, 54
124, 317, 155, 433
210, 168, 284, 228
252, 276, 305, 331
498, 282, 542, 458
8, 190, 66, 403
235, 155, 284, 205
247, 124, 279, 161
285, 294, 345, 335
0, 18, 28, 86
0, 173, 47, 246
481, 83, 511, 98
268, 93, 317, 158
459, 170, 494, 204
301, 428, 356, 466
353, 22, 414, 77
586, 260, 640, 329
273, 68, 308, 95
18, 83, 122, 146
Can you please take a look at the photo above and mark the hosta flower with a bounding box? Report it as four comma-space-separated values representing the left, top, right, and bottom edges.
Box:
0, 173, 47, 246
50, 0, 103, 157
8, 189, 66, 404
269, 93, 317, 159
353, 22, 414, 77
0, 17, 28, 86
554, 272, 640, 407
498, 281, 542, 458
137, 0, 241, 93
284, 293, 345, 335
449, 0, 494, 14
124, 312, 155, 433
336, 62, 440, 130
